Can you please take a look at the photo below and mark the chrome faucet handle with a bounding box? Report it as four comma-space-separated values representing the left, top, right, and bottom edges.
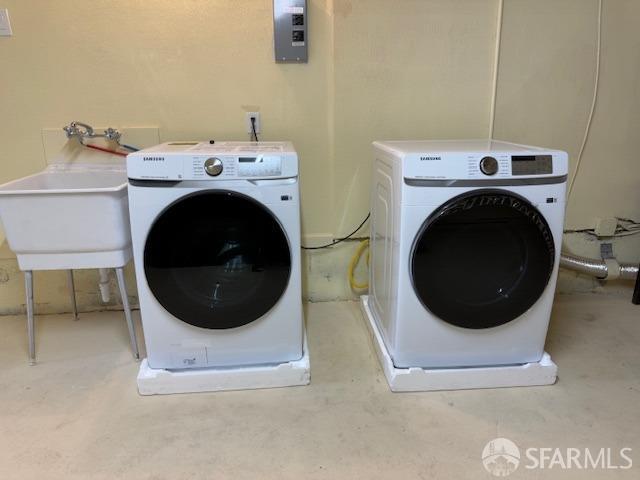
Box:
72, 121, 95, 137
103, 127, 121, 142
63, 121, 94, 139
63, 123, 80, 138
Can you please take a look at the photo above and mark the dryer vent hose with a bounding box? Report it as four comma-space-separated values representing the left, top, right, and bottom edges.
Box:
560, 253, 638, 281
347, 250, 637, 292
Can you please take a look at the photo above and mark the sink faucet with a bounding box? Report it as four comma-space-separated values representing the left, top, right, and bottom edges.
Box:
63, 121, 122, 143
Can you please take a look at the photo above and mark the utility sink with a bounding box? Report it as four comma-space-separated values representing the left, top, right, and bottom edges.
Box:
0, 165, 132, 270
0, 129, 158, 364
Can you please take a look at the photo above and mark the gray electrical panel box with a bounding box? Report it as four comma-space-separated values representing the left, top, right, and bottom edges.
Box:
273, 0, 307, 63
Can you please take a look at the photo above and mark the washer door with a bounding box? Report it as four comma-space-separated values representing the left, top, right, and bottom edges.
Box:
411, 190, 555, 329
144, 190, 291, 329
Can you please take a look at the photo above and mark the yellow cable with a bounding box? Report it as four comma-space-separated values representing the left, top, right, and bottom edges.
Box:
348, 239, 370, 291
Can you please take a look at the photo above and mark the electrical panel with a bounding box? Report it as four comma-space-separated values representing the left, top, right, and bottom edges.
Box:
273, 0, 307, 63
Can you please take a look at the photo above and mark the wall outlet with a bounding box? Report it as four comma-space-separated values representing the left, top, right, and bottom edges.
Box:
594, 217, 618, 237
600, 242, 614, 259
245, 112, 261, 135
0, 9, 13, 36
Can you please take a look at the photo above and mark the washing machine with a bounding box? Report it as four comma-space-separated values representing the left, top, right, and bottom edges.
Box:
369, 140, 568, 368
127, 141, 303, 370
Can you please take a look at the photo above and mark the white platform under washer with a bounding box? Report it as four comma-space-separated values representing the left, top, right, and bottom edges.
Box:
369, 140, 567, 382
137, 332, 309, 395
127, 141, 306, 392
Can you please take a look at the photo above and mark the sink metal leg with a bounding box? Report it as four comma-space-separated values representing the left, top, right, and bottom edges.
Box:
67, 270, 79, 321
24, 271, 36, 365
115, 267, 140, 360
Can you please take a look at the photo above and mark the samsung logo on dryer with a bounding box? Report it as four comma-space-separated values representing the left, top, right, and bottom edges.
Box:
420, 156, 441, 161
143, 157, 165, 162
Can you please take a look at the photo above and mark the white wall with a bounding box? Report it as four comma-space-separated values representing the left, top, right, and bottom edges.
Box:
0, 0, 638, 312
494, 0, 640, 292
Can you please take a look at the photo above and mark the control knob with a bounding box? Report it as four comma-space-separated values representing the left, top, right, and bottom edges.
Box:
204, 157, 223, 177
479, 156, 498, 176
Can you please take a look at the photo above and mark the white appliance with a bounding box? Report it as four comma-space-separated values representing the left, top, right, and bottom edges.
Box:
369, 140, 568, 368
127, 141, 303, 370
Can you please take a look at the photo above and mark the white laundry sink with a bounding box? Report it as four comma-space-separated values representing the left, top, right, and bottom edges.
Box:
0, 166, 132, 270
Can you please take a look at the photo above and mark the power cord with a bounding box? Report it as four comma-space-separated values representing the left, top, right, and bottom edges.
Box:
488, 0, 503, 139
251, 117, 259, 142
568, 0, 602, 200
302, 213, 371, 250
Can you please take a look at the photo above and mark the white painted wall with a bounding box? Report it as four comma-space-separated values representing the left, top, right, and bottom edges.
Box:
0, 0, 637, 311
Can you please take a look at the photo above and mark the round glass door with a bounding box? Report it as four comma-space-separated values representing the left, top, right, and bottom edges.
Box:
411, 190, 555, 329
144, 191, 291, 329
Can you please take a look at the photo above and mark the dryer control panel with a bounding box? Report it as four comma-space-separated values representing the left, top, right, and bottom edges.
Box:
403, 152, 557, 180
373, 140, 568, 181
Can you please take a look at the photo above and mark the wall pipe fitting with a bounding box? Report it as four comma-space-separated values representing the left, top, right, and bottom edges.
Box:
560, 253, 639, 281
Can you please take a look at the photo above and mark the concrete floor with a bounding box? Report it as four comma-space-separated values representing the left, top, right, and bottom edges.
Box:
0, 294, 638, 479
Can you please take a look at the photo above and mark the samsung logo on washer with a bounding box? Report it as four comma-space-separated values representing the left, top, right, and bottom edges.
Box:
143, 157, 165, 162
420, 156, 441, 161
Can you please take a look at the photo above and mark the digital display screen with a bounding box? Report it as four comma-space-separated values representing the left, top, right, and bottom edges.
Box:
512, 155, 552, 175
237, 156, 282, 177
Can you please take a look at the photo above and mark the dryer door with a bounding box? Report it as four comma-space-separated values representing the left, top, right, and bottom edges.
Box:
410, 189, 555, 329
144, 190, 291, 329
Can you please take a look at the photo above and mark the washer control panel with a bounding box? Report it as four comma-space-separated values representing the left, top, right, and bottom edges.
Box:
127, 141, 298, 181
189, 155, 282, 180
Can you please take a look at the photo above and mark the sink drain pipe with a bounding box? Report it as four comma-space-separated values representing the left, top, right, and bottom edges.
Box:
98, 268, 111, 303
559, 253, 638, 281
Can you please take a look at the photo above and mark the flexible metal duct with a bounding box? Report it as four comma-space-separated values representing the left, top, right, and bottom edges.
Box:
560, 253, 638, 280
620, 263, 640, 280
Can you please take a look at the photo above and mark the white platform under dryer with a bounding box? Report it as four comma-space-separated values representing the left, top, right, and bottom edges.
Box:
360, 295, 557, 392
368, 140, 567, 386
127, 141, 307, 393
